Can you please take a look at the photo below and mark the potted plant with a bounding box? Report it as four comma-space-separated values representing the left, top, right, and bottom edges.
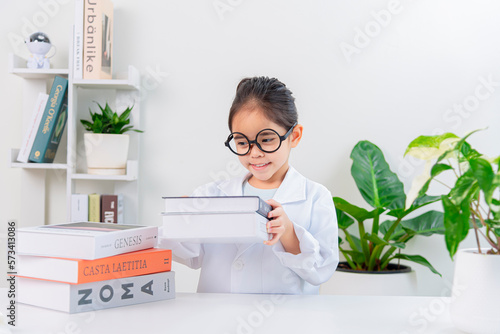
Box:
80, 102, 143, 175
405, 130, 499, 334
322, 140, 444, 296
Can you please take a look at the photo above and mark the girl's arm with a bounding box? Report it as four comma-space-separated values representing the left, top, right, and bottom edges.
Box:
265, 199, 301, 255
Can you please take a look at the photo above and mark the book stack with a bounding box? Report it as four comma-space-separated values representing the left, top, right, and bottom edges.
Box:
74, 0, 114, 80
71, 193, 124, 223
160, 196, 271, 243
17, 222, 175, 313
17, 75, 68, 164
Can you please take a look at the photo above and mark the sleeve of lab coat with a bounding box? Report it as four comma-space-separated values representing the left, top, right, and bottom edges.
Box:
271, 186, 339, 286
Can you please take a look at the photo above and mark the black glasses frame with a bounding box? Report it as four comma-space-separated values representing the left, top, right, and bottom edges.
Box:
224, 122, 298, 156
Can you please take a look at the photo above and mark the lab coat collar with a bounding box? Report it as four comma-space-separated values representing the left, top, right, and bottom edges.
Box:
216, 165, 307, 205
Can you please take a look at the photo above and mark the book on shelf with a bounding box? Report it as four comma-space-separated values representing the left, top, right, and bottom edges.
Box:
162, 196, 272, 218
16, 92, 49, 163
17, 248, 172, 284
73, 0, 84, 79
18, 271, 175, 313
101, 194, 124, 224
83, 0, 113, 80
71, 194, 89, 222
161, 212, 270, 244
28, 75, 68, 163
89, 193, 101, 222
18, 222, 158, 260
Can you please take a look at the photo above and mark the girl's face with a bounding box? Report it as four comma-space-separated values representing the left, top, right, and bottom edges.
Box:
231, 106, 302, 189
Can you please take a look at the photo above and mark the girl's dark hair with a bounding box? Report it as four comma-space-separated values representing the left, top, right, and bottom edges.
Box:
228, 77, 298, 131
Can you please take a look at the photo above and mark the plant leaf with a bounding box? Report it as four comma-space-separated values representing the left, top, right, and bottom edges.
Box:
379, 220, 406, 240
350, 141, 406, 210
392, 253, 441, 276
335, 207, 355, 230
442, 195, 471, 259
400, 210, 445, 236
333, 197, 376, 222
405, 133, 459, 159
469, 158, 495, 205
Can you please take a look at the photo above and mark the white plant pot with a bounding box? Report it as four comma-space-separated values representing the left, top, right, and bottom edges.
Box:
84, 133, 129, 175
320, 263, 418, 296
450, 248, 500, 334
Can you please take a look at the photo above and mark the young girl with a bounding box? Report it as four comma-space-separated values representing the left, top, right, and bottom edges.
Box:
161, 77, 338, 294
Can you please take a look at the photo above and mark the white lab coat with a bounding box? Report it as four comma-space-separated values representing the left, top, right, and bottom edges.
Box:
159, 166, 339, 294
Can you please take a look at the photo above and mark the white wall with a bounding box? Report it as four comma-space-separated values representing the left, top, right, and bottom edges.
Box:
1, 0, 499, 294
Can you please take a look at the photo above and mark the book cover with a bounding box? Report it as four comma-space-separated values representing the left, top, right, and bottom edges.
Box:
161, 212, 270, 243
17, 222, 158, 260
89, 193, 101, 222
83, 0, 113, 80
162, 196, 272, 218
71, 194, 89, 222
17, 92, 49, 163
29, 75, 69, 163
73, 0, 84, 79
101, 194, 124, 224
17, 248, 172, 284
18, 271, 175, 313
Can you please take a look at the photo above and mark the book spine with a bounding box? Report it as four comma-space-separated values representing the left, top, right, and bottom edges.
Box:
28, 76, 69, 163
18, 271, 175, 313
70, 271, 175, 313
83, 0, 113, 79
96, 225, 158, 259
75, 249, 172, 284
101, 194, 117, 223
17, 93, 49, 163
71, 194, 89, 222
88, 193, 101, 222
73, 0, 84, 80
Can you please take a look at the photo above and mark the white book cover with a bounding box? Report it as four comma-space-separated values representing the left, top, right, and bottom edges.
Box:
18, 271, 175, 313
71, 194, 89, 222
73, 0, 84, 79
18, 222, 158, 260
17, 93, 49, 163
162, 196, 272, 218
161, 212, 270, 243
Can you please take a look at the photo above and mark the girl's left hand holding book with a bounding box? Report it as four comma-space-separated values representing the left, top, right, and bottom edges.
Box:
265, 199, 301, 255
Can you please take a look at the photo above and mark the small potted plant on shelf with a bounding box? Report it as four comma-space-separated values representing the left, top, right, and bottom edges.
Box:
405, 130, 500, 334
322, 140, 444, 296
80, 101, 143, 175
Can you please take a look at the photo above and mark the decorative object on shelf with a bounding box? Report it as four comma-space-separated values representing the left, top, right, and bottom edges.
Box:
25, 32, 56, 69
322, 140, 444, 295
406, 130, 500, 334
81, 101, 143, 175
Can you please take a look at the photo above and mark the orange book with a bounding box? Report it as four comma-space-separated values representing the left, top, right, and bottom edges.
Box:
17, 248, 171, 284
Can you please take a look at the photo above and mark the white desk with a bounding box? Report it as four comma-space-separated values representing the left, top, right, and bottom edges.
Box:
1, 290, 462, 334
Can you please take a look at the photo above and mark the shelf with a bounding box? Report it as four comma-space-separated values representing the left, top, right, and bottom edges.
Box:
9, 148, 68, 170
71, 160, 138, 181
73, 66, 140, 90
8, 53, 69, 79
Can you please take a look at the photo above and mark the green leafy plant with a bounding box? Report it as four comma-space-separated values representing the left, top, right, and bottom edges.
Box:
80, 102, 143, 134
334, 141, 444, 275
406, 130, 500, 258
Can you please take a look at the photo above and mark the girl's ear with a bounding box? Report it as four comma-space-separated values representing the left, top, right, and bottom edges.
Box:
290, 124, 303, 148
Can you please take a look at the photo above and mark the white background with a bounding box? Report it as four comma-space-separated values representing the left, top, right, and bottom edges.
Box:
1, 0, 499, 295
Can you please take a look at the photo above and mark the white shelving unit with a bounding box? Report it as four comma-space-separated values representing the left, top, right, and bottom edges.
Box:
8, 27, 142, 226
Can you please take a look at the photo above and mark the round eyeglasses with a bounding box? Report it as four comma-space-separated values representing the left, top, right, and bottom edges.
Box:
224, 122, 297, 156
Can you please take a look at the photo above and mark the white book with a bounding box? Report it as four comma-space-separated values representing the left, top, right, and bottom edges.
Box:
161, 212, 270, 243
71, 194, 89, 222
162, 196, 272, 218
18, 222, 158, 260
18, 271, 175, 313
73, 0, 84, 79
17, 93, 49, 163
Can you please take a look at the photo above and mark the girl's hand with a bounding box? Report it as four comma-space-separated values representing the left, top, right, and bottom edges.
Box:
264, 199, 301, 254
